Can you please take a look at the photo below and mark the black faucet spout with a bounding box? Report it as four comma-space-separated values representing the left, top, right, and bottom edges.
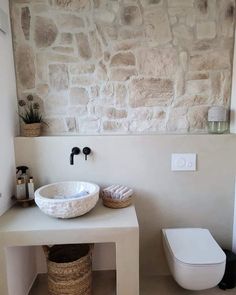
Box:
70, 147, 81, 165
70, 153, 74, 165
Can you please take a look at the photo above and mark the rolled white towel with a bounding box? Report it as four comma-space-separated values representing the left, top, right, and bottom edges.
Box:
110, 185, 121, 197
113, 186, 126, 199
103, 185, 116, 197
120, 189, 133, 200
118, 187, 130, 199
111, 185, 123, 199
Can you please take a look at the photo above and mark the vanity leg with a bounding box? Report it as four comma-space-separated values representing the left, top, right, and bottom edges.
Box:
0, 247, 9, 295
116, 230, 139, 295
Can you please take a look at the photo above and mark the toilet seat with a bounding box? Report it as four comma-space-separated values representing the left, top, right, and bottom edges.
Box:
164, 228, 225, 265
162, 228, 226, 290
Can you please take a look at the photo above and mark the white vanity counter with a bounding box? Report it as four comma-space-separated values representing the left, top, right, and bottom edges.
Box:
0, 200, 139, 295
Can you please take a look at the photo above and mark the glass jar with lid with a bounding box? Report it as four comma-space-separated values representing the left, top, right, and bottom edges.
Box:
207, 106, 228, 134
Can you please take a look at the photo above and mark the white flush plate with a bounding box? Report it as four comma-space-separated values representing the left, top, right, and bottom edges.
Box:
0, 8, 8, 34
171, 153, 197, 171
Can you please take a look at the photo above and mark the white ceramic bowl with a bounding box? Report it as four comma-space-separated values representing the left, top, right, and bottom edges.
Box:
35, 181, 100, 218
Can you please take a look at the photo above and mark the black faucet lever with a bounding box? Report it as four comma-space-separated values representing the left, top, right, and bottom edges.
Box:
83, 147, 91, 160
70, 147, 80, 165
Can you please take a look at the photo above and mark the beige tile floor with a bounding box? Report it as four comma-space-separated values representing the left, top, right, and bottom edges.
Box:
29, 272, 236, 295
140, 276, 236, 295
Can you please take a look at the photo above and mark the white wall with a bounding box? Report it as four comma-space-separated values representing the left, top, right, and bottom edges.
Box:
0, 2, 38, 294
0, 0, 18, 216
233, 180, 236, 253
6, 247, 37, 295
15, 134, 236, 276
230, 29, 236, 132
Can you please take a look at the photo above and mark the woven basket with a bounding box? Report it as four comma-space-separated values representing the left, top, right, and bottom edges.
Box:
43, 244, 93, 295
22, 123, 41, 137
102, 195, 133, 209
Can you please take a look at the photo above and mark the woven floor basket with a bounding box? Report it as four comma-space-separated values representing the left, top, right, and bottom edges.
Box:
102, 195, 133, 209
43, 244, 93, 295
22, 123, 41, 137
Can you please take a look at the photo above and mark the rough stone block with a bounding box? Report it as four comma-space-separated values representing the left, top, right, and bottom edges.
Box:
119, 27, 144, 40
101, 83, 114, 98
121, 5, 142, 26
70, 87, 89, 105
94, 9, 115, 23
173, 94, 210, 108
115, 84, 127, 107
89, 31, 103, 59
60, 33, 73, 45
186, 79, 210, 95
218, 0, 235, 37
95, 61, 108, 81
36, 83, 49, 96
45, 94, 68, 115
167, 107, 189, 132
189, 50, 231, 71
188, 106, 209, 131
75, 33, 92, 60
144, 9, 172, 43
173, 24, 193, 40
196, 21, 216, 40
105, 107, 128, 119
90, 85, 100, 98
79, 117, 100, 134
56, 14, 84, 30
130, 78, 174, 107
138, 48, 177, 77
110, 52, 136, 67
103, 121, 128, 132
66, 117, 77, 132
113, 40, 139, 51
70, 64, 95, 75
43, 118, 67, 135
34, 16, 58, 48
110, 68, 137, 81
52, 46, 74, 54
16, 44, 35, 89
71, 76, 94, 86
21, 7, 31, 40
49, 64, 69, 91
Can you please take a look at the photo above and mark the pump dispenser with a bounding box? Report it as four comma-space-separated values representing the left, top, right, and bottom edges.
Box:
16, 166, 29, 198
16, 177, 26, 200
28, 177, 35, 199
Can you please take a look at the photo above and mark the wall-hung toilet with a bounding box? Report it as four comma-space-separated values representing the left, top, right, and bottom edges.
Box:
162, 228, 226, 291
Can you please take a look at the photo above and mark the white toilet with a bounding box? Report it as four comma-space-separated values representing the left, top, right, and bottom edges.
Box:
162, 228, 226, 290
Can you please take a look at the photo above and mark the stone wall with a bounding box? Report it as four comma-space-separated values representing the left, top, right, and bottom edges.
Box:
11, 0, 235, 135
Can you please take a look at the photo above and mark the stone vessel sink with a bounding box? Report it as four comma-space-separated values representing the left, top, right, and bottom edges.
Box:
35, 181, 100, 218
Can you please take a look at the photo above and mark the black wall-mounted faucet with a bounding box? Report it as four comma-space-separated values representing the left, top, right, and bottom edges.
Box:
70, 147, 80, 165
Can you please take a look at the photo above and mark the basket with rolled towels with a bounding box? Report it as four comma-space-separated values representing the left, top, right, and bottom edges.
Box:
102, 185, 133, 209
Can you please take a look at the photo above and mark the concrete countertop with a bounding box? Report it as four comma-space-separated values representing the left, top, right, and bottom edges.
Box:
0, 200, 139, 246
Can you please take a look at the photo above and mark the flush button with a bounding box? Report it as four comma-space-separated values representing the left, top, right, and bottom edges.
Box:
176, 158, 186, 168
171, 153, 197, 171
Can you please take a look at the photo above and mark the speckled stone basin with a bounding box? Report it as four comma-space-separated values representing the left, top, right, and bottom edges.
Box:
35, 181, 100, 218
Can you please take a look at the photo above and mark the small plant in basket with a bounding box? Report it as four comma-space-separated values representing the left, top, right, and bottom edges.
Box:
18, 95, 46, 137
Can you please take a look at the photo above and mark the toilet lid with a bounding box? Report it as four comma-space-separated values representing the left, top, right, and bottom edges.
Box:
164, 228, 226, 265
